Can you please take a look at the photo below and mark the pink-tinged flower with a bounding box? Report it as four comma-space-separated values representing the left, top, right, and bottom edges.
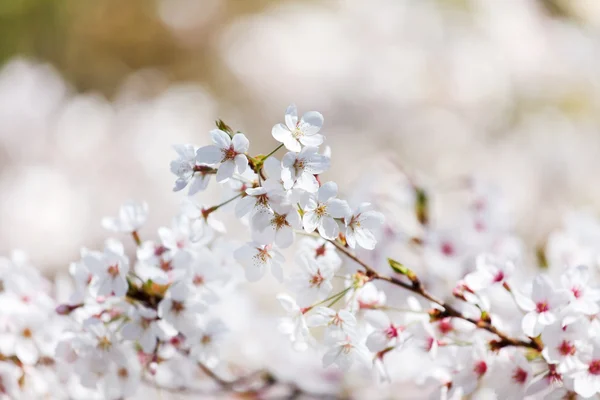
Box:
195, 129, 249, 183
490, 351, 533, 399
272, 104, 324, 152
302, 182, 351, 240
570, 339, 600, 398
463, 253, 514, 292
252, 204, 302, 248
281, 146, 329, 192
344, 203, 384, 250
561, 265, 600, 315
170, 144, 212, 195
322, 331, 371, 371
233, 242, 285, 282
363, 310, 406, 353
121, 306, 175, 354
306, 307, 357, 342
517, 275, 569, 337
83, 240, 130, 298
542, 319, 587, 366
157, 282, 206, 336
288, 255, 335, 307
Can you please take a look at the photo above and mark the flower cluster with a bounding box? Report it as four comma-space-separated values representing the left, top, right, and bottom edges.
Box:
3, 105, 600, 399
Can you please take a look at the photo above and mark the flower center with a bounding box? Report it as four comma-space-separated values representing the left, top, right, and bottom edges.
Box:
222, 146, 237, 161
385, 324, 399, 339
512, 367, 528, 384
107, 264, 120, 278
315, 244, 327, 257
309, 271, 325, 287
193, 275, 205, 286
118, 367, 129, 378
589, 360, 600, 375
572, 286, 583, 299
437, 318, 453, 335
255, 247, 271, 264
98, 336, 112, 351
473, 361, 487, 377
441, 242, 454, 257
558, 340, 576, 356
201, 335, 212, 345
272, 213, 288, 230
492, 271, 505, 283
315, 203, 328, 217
292, 126, 304, 139
171, 300, 185, 314
22, 328, 32, 338
536, 301, 549, 313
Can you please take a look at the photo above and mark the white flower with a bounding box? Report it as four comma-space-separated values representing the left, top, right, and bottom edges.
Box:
518, 275, 569, 337
121, 306, 175, 354
363, 310, 406, 353
187, 318, 228, 366
233, 242, 285, 282
306, 307, 357, 342
1, 310, 48, 365
297, 237, 342, 271
83, 240, 130, 297
490, 351, 533, 399
288, 255, 335, 306
542, 318, 587, 366
170, 144, 213, 195
195, 130, 249, 183
302, 182, 351, 240
272, 104, 324, 152
344, 203, 384, 250
158, 282, 206, 336
463, 254, 515, 292
561, 265, 600, 315
252, 204, 302, 248
322, 332, 371, 371
276, 293, 312, 351
101, 200, 148, 233
101, 350, 141, 400
570, 339, 600, 398
234, 179, 285, 223
0, 362, 21, 398
281, 147, 330, 192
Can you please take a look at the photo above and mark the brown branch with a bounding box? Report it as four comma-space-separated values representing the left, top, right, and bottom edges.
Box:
323, 237, 543, 352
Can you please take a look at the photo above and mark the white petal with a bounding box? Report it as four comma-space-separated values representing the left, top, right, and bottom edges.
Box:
318, 182, 338, 203
235, 196, 256, 218
216, 160, 235, 183
327, 199, 351, 219
355, 228, 377, 250
275, 226, 295, 248
318, 217, 339, 240
234, 154, 248, 174
188, 175, 210, 195
196, 145, 223, 164
303, 212, 320, 233
301, 111, 324, 135
210, 129, 231, 149
300, 133, 324, 147
285, 104, 298, 130
272, 123, 291, 142
232, 133, 249, 153
521, 312, 539, 337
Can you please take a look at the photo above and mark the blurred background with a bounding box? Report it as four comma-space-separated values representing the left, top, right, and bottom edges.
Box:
2, 0, 600, 273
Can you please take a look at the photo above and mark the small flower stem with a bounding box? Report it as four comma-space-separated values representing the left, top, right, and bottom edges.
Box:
204, 193, 244, 217
262, 144, 284, 161
131, 231, 142, 246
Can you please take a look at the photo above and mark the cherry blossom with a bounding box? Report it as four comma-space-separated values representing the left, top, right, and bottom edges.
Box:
281, 146, 330, 192
344, 203, 384, 250
82, 240, 130, 297
195, 129, 249, 183
233, 242, 285, 282
272, 104, 324, 152
288, 255, 335, 306
101, 200, 148, 234
302, 182, 351, 240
